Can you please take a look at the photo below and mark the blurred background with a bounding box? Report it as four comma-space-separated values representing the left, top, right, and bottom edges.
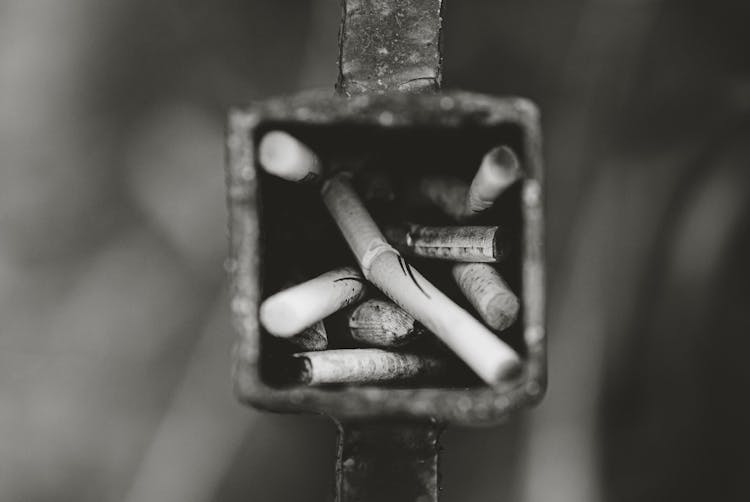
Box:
1, 0, 749, 500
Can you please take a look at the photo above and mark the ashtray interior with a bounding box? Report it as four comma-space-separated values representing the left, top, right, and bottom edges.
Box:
253, 121, 527, 389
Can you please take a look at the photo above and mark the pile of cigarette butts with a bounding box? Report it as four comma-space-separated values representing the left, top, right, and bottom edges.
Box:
257, 131, 523, 388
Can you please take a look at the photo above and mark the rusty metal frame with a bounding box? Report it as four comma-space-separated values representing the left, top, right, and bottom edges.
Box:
226, 89, 546, 426
337, 0, 445, 95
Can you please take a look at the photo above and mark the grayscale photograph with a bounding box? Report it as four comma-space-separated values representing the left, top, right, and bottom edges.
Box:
1, 1, 748, 501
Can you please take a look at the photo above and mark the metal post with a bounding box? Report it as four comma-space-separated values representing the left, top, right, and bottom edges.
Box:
335, 420, 443, 502
334, 1, 445, 500
337, 0, 444, 96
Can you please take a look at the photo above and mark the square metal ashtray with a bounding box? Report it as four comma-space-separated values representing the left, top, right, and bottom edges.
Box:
225, 90, 545, 425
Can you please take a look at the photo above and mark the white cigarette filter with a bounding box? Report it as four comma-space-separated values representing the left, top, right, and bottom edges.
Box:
258, 130, 322, 183
287, 320, 328, 351
259, 266, 367, 337
292, 349, 449, 385
322, 173, 521, 385
385, 224, 505, 262
466, 145, 522, 214
348, 299, 425, 347
452, 263, 520, 331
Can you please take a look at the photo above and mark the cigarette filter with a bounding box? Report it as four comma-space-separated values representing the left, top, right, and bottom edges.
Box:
466, 145, 522, 214
348, 299, 426, 347
385, 224, 506, 262
258, 130, 322, 183
452, 263, 519, 331
291, 349, 449, 385
260, 266, 367, 337
415, 146, 521, 220
322, 173, 521, 385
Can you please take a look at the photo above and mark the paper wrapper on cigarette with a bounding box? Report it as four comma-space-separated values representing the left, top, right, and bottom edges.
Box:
452, 263, 519, 331
385, 224, 507, 262
291, 349, 449, 385
321, 173, 521, 386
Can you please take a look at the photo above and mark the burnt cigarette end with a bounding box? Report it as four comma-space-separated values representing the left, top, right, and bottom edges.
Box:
493, 357, 524, 383
289, 355, 314, 385
383, 224, 410, 254
348, 299, 425, 348
486, 146, 521, 177
493, 227, 511, 262
287, 320, 329, 351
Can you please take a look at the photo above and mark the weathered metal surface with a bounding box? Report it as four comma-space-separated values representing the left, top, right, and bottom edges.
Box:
335, 420, 443, 502
337, 0, 444, 96
226, 90, 546, 425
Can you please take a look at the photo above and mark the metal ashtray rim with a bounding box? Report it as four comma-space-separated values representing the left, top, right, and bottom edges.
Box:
225, 89, 546, 426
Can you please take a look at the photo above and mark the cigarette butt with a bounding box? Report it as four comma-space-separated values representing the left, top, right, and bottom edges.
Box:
466, 146, 522, 215
348, 299, 426, 348
287, 320, 328, 351
291, 349, 449, 385
416, 175, 469, 221
277, 277, 328, 350
260, 266, 367, 337
452, 263, 520, 331
321, 173, 521, 385
385, 224, 506, 262
258, 130, 322, 183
